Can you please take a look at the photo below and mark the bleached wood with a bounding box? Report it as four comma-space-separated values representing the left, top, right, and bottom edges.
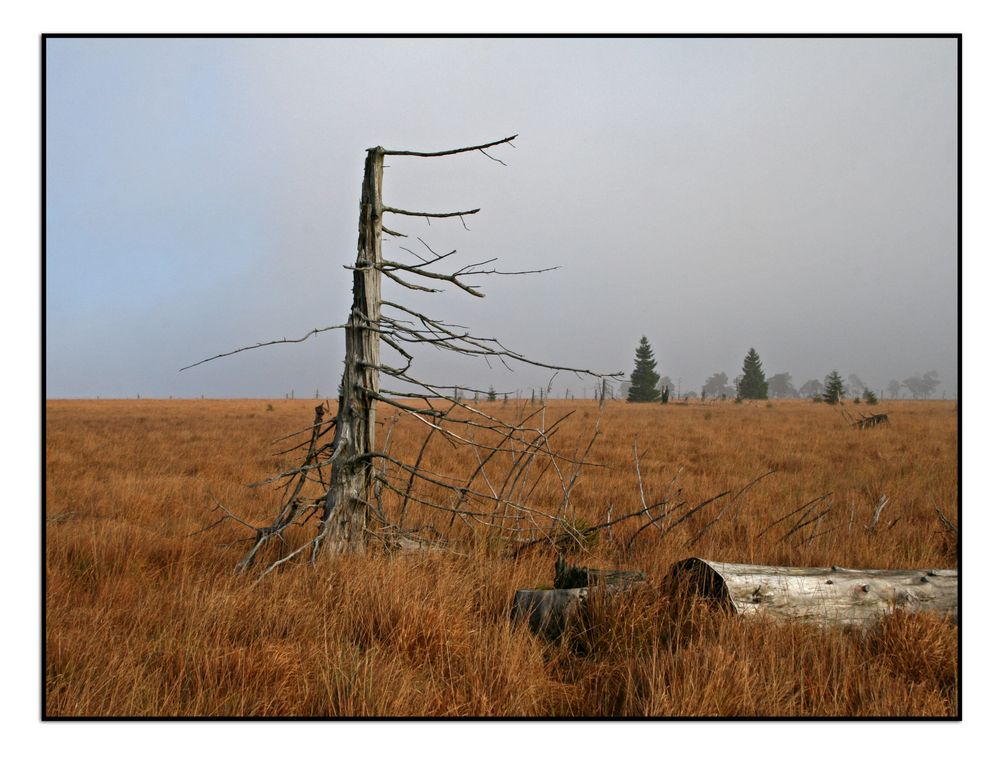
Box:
672, 558, 957, 627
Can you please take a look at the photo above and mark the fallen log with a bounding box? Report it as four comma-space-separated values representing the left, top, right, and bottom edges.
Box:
511, 558, 958, 637
669, 557, 957, 628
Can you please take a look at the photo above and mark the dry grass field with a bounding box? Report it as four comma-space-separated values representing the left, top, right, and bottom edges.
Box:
45, 397, 958, 717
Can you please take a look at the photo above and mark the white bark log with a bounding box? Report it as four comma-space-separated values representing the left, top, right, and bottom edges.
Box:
511, 558, 958, 637
673, 558, 957, 628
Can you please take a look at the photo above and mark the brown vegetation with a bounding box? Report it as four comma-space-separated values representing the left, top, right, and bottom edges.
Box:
45, 397, 957, 716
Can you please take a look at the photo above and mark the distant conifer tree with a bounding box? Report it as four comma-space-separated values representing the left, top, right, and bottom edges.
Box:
737, 348, 768, 400
627, 336, 660, 402
823, 371, 847, 404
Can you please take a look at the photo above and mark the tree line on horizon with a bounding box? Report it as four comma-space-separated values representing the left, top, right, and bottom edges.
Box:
624, 336, 943, 404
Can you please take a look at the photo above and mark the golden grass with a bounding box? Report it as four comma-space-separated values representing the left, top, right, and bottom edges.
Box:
45, 397, 957, 717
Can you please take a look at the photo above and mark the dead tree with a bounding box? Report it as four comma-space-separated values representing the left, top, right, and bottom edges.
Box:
836, 403, 890, 430
183, 135, 620, 574
854, 412, 890, 429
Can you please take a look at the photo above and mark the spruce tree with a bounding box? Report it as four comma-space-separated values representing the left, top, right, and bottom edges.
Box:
627, 336, 660, 402
737, 348, 768, 400
823, 370, 846, 404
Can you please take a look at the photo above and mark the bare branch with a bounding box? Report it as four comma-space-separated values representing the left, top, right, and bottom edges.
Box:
688, 468, 777, 546
780, 507, 832, 543
755, 492, 832, 539
631, 438, 662, 534
661, 490, 731, 536
552, 418, 602, 527
383, 206, 481, 219
378, 258, 485, 297
866, 494, 889, 534
380, 300, 622, 380
180, 324, 346, 372
478, 148, 507, 166
459, 264, 560, 277
935, 508, 958, 535
378, 266, 443, 293
381, 134, 518, 158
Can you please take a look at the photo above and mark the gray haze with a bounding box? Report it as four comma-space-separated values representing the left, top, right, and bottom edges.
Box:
45, 38, 958, 399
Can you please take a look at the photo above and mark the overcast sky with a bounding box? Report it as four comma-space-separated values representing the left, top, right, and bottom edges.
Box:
45, 37, 958, 399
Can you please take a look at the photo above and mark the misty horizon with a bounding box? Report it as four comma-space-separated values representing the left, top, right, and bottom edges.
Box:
45, 37, 959, 401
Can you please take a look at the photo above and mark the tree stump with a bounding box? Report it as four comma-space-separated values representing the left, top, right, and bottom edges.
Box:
512, 559, 646, 637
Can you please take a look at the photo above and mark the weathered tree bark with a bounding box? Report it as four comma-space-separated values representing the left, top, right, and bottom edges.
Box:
322, 148, 384, 556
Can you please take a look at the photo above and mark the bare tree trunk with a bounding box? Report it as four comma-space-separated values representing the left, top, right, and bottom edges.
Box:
323, 148, 384, 555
